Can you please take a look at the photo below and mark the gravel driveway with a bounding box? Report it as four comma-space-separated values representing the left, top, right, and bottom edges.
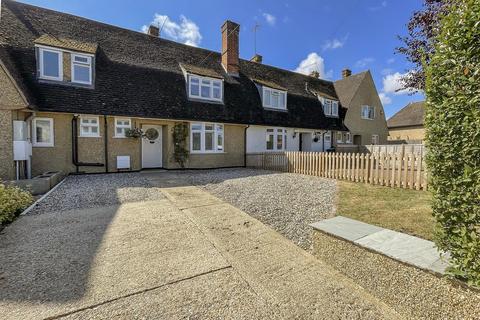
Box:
184, 168, 337, 250
30, 173, 165, 215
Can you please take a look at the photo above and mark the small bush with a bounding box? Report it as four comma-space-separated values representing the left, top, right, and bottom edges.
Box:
425, 0, 480, 287
0, 182, 34, 225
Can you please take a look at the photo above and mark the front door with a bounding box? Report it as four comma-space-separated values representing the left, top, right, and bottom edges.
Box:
142, 125, 163, 168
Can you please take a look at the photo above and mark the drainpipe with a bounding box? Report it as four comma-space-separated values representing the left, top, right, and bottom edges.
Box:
71, 115, 104, 173
104, 115, 109, 173
244, 125, 250, 167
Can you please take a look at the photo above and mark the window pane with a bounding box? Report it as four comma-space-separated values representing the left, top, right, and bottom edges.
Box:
192, 123, 202, 131
272, 92, 279, 108
192, 132, 201, 150
201, 84, 210, 98
91, 126, 98, 134
74, 56, 89, 63
190, 81, 199, 96
277, 134, 283, 150
213, 86, 221, 99
205, 124, 214, 131
205, 132, 214, 150
36, 120, 51, 143
266, 133, 274, 150
191, 78, 199, 84
73, 65, 90, 83
116, 128, 123, 135
43, 51, 59, 77
264, 90, 271, 106
217, 134, 223, 151
279, 93, 285, 109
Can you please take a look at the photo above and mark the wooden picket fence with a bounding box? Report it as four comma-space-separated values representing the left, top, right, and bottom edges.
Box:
246, 151, 428, 191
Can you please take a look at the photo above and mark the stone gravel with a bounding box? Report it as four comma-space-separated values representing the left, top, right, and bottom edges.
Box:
184, 168, 337, 250
29, 173, 165, 215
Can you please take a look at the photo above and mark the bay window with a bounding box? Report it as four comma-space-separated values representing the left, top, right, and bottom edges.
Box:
266, 128, 287, 151
191, 123, 224, 153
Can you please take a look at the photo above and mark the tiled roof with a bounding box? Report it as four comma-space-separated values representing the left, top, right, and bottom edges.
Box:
0, 0, 348, 131
333, 71, 368, 108
387, 101, 425, 128
35, 34, 98, 54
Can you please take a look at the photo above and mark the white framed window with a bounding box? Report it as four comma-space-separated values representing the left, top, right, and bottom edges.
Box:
336, 132, 344, 143
79, 116, 100, 137
114, 118, 131, 138
33, 117, 54, 147
266, 128, 287, 151
371, 134, 379, 145
263, 87, 287, 110
344, 132, 352, 144
71, 54, 92, 85
361, 105, 375, 120
322, 98, 339, 117
190, 122, 224, 153
188, 75, 223, 102
38, 47, 63, 81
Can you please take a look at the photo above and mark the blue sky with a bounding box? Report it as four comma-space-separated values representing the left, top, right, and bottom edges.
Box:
19, 0, 424, 118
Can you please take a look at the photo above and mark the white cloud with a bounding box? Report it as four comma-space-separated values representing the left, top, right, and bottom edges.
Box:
379, 93, 392, 105
294, 52, 331, 79
322, 35, 348, 51
369, 1, 387, 11
382, 71, 416, 95
381, 68, 393, 75
262, 13, 277, 26
142, 14, 202, 47
355, 57, 374, 68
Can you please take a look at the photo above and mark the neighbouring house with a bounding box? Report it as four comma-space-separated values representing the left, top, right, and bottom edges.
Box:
0, 1, 384, 181
387, 101, 425, 143
334, 69, 389, 151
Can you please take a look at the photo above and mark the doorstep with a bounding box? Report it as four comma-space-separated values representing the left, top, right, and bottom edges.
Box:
310, 216, 449, 274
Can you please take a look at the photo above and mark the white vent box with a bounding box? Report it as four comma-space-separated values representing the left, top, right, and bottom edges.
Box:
117, 156, 131, 170
14, 141, 32, 161
13, 121, 27, 141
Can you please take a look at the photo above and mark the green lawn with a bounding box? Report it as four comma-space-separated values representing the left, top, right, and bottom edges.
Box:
336, 181, 435, 241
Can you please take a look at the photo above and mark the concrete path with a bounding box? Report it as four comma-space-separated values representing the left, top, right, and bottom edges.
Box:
0, 172, 400, 319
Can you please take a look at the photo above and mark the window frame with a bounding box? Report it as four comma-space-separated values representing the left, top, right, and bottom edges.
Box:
262, 87, 287, 110
265, 127, 287, 151
71, 53, 93, 85
190, 122, 224, 153
336, 132, 344, 144
114, 117, 132, 138
361, 105, 375, 120
344, 132, 352, 144
371, 134, 379, 145
79, 116, 100, 138
188, 74, 223, 102
322, 98, 339, 117
32, 117, 54, 147
38, 47, 63, 81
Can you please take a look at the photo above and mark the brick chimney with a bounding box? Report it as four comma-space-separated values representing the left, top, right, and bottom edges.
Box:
342, 68, 352, 78
250, 54, 262, 64
221, 20, 240, 75
147, 25, 159, 37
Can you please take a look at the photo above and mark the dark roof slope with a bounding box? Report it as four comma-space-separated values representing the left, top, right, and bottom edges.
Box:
387, 101, 425, 128
333, 71, 368, 108
0, 0, 347, 131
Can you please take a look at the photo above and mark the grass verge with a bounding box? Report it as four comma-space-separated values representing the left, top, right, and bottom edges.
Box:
336, 180, 434, 241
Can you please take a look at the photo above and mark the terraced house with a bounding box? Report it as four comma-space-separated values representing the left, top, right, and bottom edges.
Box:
0, 0, 387, 181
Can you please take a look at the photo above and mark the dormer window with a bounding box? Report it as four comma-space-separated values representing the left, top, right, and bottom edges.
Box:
322, 98, 339, 117
72, 54, 92, 85
263, 87, 287, 110
188, 74, 223, 102
39, 47, 63, 81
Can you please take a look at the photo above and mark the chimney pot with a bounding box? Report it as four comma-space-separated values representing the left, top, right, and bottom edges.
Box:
342, 68, 352, 78
309, 70, 320, 78
147, 25, 159, 37
250, 54, 263, 63
221, 20, 240, 76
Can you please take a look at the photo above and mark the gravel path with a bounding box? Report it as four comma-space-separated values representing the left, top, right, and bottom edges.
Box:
184, 168, 337, 250
30, 173, 165, 215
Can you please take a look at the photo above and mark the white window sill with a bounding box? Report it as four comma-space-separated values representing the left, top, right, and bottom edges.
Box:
113, 135, 128, 139
39, 75, 63, 82
263, 107, 288, 112
361, 118, 375, 120
33, 144, 54, 148
79, 135, 101, 138
190, 151, 225, 154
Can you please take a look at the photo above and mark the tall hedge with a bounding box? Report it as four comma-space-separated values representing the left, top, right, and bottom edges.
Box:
425, 0, 480, 286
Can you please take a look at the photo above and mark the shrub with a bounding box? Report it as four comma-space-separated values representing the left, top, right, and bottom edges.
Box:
0, 182, 34, 225
425, 0, 480, 286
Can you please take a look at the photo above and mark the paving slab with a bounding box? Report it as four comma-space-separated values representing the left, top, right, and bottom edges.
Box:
0, 199, 230, 320
355, 229, 448, 272
310, 216, 384, 241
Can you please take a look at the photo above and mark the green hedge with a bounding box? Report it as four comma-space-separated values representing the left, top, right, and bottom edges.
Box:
425, 0, 480, 287
0, 182, 34, 225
